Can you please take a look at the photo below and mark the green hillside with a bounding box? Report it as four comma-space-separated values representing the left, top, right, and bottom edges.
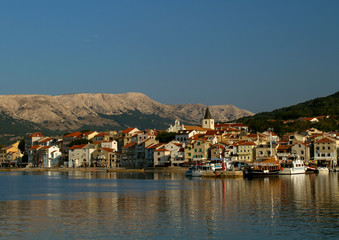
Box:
0, 112, 58, 145
237, 92, 339, 135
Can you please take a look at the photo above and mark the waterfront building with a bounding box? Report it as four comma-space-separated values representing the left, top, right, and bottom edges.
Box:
92, 148, 115, 167
277, 145, 293, 161
145, 143, 165, 167
28, 145, 42, 166
68, 144, 96, 168
291, 143, 311, 163
101, 140, 118, 152
135, 138, 159, 168
24, 132, 43, 154
314, 137, 337, 167
39, 145, 61, 168
236, 141, 256, 162
62, 132, 83, 155
256, 143, 279, 159
121, 142, 136, 168
210, 144, 226, 160
153, 148, 170, 166
0, 144, 22, 167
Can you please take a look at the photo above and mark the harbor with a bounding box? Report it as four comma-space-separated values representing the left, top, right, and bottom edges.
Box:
0, 170, 338, 239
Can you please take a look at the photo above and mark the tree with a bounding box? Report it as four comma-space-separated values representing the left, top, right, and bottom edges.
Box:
156, 131, 176, 143
18, 139, 25, 153
69, 138, 92, 148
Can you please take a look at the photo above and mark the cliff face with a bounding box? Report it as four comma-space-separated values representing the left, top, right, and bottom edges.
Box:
0, 92, 253, 131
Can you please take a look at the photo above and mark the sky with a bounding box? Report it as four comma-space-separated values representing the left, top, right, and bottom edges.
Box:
0, 0, 338, 113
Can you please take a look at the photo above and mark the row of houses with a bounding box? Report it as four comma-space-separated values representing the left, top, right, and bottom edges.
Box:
1, 108, 338, 168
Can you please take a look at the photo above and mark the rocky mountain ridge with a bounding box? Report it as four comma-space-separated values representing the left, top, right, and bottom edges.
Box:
0, 92, 253, 132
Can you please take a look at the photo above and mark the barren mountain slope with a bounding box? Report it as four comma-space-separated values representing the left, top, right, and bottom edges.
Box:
0, 93, 253, 131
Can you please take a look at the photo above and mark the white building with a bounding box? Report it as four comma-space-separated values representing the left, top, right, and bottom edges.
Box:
101, 140, 118, 151
68, 144, 96, 168
40, 145, 61, 168
168, 119, 185, 133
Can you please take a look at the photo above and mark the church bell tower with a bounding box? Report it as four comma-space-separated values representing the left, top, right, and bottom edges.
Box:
202, 107, 215, 130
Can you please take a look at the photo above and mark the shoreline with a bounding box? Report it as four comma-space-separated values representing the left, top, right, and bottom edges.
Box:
0, 166, 189, 173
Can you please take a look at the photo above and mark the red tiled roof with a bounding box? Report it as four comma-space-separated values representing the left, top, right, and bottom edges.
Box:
122, 142, 136, 148
315, 138, 335, 144
95, 132, 109, 137
40, 146, 54, 149
121, 128, 137, 134
39, 137, 52, 143
277, 145, 292, 151
29, 132, 43, 138
29, 145, 42, 150
82, 131, 96, 136
101, 148, 114, 152
63, 132, 82, 138
154, 148, 169, 152
69, 144, 87, 150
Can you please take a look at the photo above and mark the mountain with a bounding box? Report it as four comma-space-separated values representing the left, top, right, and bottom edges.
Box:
237, 91, 339, 135
0, 93, 253, 143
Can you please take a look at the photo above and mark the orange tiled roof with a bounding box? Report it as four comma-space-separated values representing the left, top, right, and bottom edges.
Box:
237, 141, 256, 146
29, 145, 42, 150
121, 128, 137, 134
29, 132, 43, 138
122, 142, 136, 148
95, 132, 109, 137
69, 144, 87, 150
64, 132, 82, 138
315, 138, 335, 144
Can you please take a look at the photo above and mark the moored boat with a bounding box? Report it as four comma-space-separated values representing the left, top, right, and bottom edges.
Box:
244, 157, 281, 177
185, 166, 202, 177
279, 159, 307, 175
317, 166, 329, 174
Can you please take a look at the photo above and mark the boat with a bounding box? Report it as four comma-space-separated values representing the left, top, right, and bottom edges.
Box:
317, 166, 329, 174
305, 165, 319, 174
244, 157, 281, 177
279, 159, 307, 175
185, 166, 202, 177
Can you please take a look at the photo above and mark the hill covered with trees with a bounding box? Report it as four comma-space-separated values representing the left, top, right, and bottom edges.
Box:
237, 92, 339, 135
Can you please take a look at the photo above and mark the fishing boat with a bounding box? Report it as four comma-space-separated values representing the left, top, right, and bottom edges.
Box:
279, 159, 307, 175
185, 165, 202, 177
244, 157, 281, 177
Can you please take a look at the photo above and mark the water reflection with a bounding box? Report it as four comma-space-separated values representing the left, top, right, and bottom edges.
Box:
0, 172, 338, 239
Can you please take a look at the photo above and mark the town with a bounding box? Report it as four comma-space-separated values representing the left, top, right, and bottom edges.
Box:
0, 108, 338, 173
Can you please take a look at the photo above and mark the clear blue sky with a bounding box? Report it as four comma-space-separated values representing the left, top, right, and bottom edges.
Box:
0, 0, 338, 113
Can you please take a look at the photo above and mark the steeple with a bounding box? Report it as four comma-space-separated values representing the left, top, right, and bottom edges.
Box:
202, 107, 215, 129
204, 107, 212, 119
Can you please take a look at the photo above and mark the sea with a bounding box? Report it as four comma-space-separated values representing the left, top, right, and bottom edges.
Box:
0, 171, 338, 239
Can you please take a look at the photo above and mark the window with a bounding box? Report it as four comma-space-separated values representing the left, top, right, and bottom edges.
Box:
195, 149, 197, 152
199, 149, 202, 152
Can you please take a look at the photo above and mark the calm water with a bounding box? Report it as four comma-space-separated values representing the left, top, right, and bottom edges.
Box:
0, 171, 338, 239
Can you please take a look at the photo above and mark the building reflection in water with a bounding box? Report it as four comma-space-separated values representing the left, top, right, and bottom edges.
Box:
0, 172, 338, 238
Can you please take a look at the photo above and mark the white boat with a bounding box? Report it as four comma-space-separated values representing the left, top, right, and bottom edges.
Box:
317, 166, 329, 174
279, 159, 307, 175
185, 166, 202, 177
